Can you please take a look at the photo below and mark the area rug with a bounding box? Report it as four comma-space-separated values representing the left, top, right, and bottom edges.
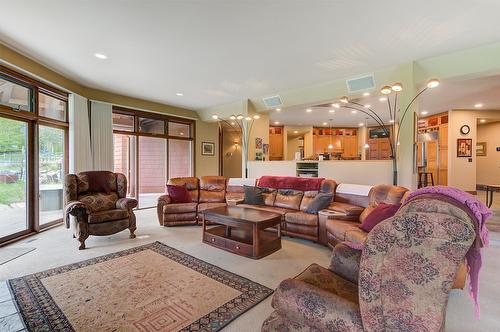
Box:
8, 241, 273, 331
0, 247, 36, 265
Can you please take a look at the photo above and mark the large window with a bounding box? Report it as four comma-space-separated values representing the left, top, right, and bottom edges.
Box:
0, 65, 68, 244
112, 107, 194, 209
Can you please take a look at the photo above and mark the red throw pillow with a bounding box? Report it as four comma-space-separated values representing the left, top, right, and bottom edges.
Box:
167, 184, 192, 203
359, 203, 401, 232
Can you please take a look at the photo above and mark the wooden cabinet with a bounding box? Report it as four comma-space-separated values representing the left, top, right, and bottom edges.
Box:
269, 126, 283, 160
342, 136, 358, 158
366, 138, 392, 160
312, 127, 358, 158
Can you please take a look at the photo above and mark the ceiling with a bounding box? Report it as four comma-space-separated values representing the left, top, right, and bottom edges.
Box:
270, 74, 500, 127
2, 1, 500, 111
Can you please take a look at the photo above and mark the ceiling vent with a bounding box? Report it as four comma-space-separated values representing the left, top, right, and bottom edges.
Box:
346, 74, 375, 93
262, 95, 283, 109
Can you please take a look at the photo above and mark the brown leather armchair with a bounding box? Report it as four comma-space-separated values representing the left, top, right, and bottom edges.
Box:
157, 177, 200, 226
64, 171, 138, 250
157, 176, 228, 226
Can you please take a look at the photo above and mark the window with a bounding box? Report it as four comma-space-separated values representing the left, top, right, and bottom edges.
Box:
0, 76, 32, 112
38, 92, 67, 121
112, 107, 195, 209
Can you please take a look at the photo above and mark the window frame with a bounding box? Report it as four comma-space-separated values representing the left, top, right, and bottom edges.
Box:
0, 65, 69, 245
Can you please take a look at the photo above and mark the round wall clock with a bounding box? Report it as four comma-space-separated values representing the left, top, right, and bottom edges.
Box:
460, 125, 470, 135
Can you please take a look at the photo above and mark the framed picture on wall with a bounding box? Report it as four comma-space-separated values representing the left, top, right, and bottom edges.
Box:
201, 141, 215, 156
457, 138, 472, 157
476, 142, 487, 156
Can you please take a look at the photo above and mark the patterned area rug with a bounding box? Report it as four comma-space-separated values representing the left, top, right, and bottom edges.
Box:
8, 241, 273, 331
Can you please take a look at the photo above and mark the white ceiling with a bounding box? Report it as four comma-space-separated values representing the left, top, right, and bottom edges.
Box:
2, 1, 500, 111
270, 74, 500, 127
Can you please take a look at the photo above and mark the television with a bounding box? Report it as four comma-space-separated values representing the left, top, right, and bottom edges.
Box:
369, 127, 389, 139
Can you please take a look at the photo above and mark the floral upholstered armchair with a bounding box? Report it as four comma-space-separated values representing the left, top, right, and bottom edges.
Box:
64, 171, 138, 249
262, 196, 477, 331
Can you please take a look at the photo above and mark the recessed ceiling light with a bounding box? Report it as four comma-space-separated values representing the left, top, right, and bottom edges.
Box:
351, 110, 357, 114
331, 103, 340, 108
175, 92, 183, 96
389, 119, 395, 123
293, 130, 298, 134
180, 132, 184, 135
329, 109, 335, 113
364, 104, 371, 108
363, 92, 370, 97
276, 108, 281, 112
480, 119, 486, 123
94, 53, 107, 59
231, 122, 235, 125
474, 103, 483, 108
211, 115, 219, 120
421, 111, 428, 115
358, 122, 364, 126
322, 122, 328, 126
253, 115, 260, 119
379, 97, 387, 102
274, 121, 280, 125
306, 108, 312, 113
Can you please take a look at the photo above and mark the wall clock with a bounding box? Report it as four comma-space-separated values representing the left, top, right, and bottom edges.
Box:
460, 125, 470, 135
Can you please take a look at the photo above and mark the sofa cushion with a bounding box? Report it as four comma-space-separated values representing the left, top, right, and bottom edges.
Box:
243, 186, 265, 205
199, 176, 226, 203
299, 190, 319, 211
88, 209, 128, 224
167, 184, 192, 203
274, 189, 304, 210
285, 211, 318, 226
168, 177, 199, 202
77, 171, 117, 195
197, 202, 227, 213
345, 228, 368, 244
305, 193, 334, 214
359, 202, 401, 232
261, 187, 278, 206
258, 176, 324, 191
163, 202, 198, 214
328, 201, 364, 217
79, 192, 118, 213
326, 219, 360, 242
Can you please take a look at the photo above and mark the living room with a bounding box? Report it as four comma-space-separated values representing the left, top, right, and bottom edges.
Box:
1, 1, 499, 331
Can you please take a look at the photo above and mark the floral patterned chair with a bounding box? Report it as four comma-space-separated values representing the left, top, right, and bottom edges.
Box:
262, 195, 476, 331
64, 171, 138, 249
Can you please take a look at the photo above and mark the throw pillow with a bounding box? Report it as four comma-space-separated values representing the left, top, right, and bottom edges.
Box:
167, 184, 192, 203
305, 192, 334, 214
243, 185, 265, 205
359, 203, 401, 232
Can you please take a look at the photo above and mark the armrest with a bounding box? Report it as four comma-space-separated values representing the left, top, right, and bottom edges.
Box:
328, 201, 364, 217
157, 194, 171, 205
116, 197, 138, 210
272, 278, 363, 331
64, 201, 90, 228
329, 243, 361, 284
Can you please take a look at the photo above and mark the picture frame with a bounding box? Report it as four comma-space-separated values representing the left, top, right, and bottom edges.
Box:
457, 138, 472, 157
476, 142, 487, 156
201, 141, 215, 156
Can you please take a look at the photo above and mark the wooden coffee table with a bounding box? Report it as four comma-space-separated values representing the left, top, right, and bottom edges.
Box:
201, 206, 282, 259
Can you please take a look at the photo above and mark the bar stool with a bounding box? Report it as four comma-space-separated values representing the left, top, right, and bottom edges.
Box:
485, 184, 500, 208
418, 172, 434, 188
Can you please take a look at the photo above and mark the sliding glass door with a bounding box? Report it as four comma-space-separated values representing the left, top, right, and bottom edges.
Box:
0, 116, 29, 239
38, 125, 65, 226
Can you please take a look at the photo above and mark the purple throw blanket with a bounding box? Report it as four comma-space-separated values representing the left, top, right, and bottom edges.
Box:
406, 186, 492, 319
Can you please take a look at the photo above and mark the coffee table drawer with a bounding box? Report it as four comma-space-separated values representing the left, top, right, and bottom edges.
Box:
204, 232, 226, 247
225, 238, 252, 256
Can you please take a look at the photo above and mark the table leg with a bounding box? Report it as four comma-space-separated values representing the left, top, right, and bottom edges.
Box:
202, 213, 206, 241
277, 222, 281, 239
488, 189, 494, 208
253, 224, 259, 258
225, 226, 232, 238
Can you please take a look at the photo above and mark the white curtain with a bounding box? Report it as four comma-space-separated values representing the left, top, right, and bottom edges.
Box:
90, 101, 114, 171
68, 94, 92, 173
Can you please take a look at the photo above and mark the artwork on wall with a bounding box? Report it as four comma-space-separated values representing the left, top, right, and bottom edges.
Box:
201, 142, 215, 156
457, 138, 473, 157
263, 144, 269, 155
476, 142, 487, 156
255, 137, 263, 150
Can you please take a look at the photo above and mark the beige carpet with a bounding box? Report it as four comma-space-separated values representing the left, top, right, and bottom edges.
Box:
9, 242, 272, 331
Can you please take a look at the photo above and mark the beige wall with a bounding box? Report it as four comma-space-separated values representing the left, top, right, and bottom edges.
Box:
448, 109, 500, 191
247, 113, 269, 161
477, 121, 500, 186
222, 129, 242, 178
283, 126, 313, 160
287, 136, 303, 160
195, 120, 220, 177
